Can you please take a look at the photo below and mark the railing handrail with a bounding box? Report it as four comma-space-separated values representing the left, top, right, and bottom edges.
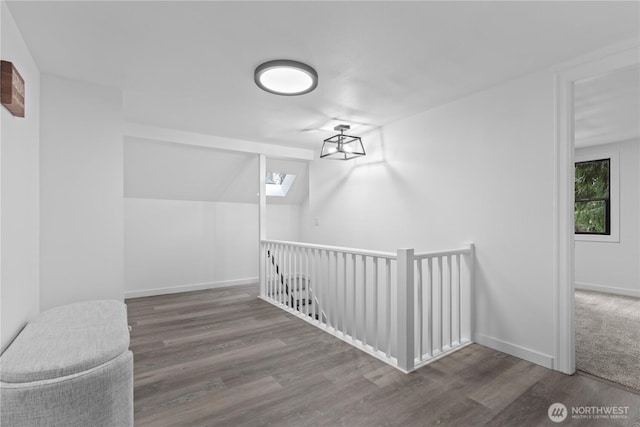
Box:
260, 239, 475, 373
413, 246, 472, 260
261, 239, 397, 260
263, 239, 471, 261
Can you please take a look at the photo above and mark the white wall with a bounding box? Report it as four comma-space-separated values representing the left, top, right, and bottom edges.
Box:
301, 69, 557, 368
575, 139, 640, 296
124, 199, 257, 297
123, 137, 305, 296
124, 198, 300, 297
40, 75, 124, 310
0, 2, 40, 352
267, 204, 301, 241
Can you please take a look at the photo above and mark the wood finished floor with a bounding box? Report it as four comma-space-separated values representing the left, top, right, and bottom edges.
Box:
127, 285, 640, 427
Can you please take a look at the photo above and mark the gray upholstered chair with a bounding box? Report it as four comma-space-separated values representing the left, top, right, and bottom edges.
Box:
0, 300, 134, 427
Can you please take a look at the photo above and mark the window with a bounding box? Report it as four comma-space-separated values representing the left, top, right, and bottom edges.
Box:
265, 172, 296, 197
266, 172, 285, 186
575, 158, 610, 235
574, 151, 619, 242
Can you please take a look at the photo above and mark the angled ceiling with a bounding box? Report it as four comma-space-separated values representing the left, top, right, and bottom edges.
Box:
7, 1, 640, 149
574, 65, 640, 148
124, 138, 256, 202
124, 138, 308, 204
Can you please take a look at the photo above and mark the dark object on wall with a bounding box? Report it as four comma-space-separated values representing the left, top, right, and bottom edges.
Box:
1, 60, 25, 117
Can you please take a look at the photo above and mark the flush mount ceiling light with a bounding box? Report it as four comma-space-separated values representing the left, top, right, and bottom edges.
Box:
320, 124, 366, 160
254, 60, 318, 96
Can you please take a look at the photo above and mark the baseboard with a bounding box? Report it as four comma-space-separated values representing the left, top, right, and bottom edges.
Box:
475, 333, 554, 369
124, 277, 259, 298
575, 281, 640, 298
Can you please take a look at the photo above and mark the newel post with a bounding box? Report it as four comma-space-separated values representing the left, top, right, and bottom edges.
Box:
397, 248, 415, 372
258, 154, 267, 298
465, 242, 476, 343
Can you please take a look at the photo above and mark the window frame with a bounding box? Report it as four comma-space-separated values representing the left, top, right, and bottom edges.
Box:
574, 150, 619, 242
265, 173, 296, 197
574, 158, 611, 235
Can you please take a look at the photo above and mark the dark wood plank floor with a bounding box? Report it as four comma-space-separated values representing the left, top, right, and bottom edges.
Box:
126, 285, 640, 427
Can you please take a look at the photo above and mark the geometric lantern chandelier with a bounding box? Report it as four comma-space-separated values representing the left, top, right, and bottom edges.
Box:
320, 124, 366, 160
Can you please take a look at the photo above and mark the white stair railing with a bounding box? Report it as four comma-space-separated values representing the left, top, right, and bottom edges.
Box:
259, 240, 474, 373
412, 245, 475, 369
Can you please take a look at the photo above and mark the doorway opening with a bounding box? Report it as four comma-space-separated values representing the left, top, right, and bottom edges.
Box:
554, 40, 639, 378
572, 65, 640, 391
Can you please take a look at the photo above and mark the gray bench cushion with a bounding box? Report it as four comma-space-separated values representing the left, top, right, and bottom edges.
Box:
0, 300, 130, 383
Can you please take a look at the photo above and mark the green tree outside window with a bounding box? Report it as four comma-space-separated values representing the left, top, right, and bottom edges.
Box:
575, 158, 610, 234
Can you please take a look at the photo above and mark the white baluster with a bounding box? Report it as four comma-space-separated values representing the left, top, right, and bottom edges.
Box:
333, 251, 338, 331
318, 249, 322, 324
362, 255, 367, 347
456, 253, 461, 345
324, 250, 330, 328
291, 245, 296, 310
296, 246, 301, 313
305, 247, 310, 318
448, 254, 452, 349
438, 256, 443, 353
351, 253, 356, 342
282, 244, 287, 306
385, 258, 391, 358
288, 245, 291, 308
342, 252, 347, 336
267, 244, 271, 300
283, 244, 287, 306
427, 257, 433, 357
373, 257, 379, 352
297, 246, 301, 313
274, 244, 278, 301
320, 249, 324, 323
416, 258, 423, 361
271, 244, 275, 301
311, 248, 316, 322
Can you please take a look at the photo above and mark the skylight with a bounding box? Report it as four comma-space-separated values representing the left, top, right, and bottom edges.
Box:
266, 172, 285, 185
266, 172, 296, 197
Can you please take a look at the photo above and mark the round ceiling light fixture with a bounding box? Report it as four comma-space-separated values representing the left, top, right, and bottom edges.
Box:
254, 60, 318, 96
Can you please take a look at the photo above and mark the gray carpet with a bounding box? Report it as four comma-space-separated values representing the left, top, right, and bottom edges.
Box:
575, 289, 640, 391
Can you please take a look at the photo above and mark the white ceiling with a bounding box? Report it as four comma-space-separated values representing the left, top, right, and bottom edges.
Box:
574, 65, 640, 148
7, 1, 640, 149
